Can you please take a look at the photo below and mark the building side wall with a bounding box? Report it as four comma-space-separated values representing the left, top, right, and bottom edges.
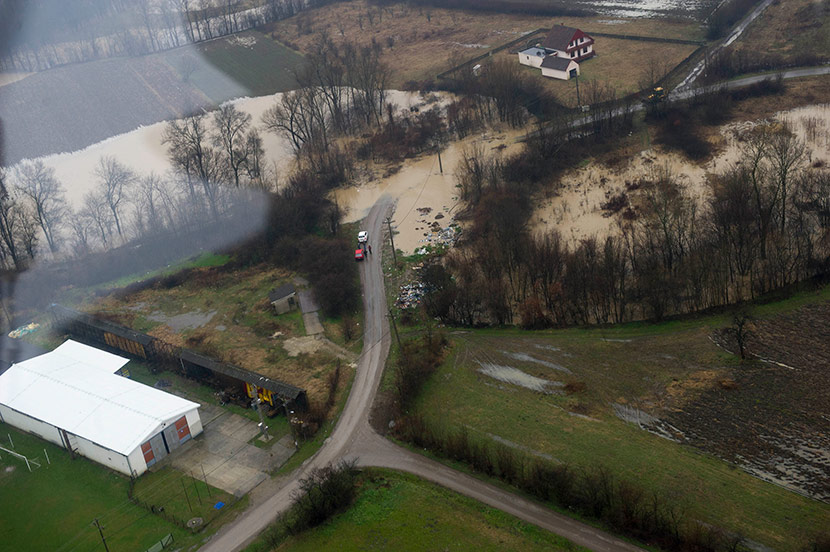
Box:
272, 296, 293, 315
518, 53, 544, 68
126, 446, 148, 477
74, 434, 132, 475
0, 404, 63, 446
541, 67, 569, 80
184, 408, 203, 438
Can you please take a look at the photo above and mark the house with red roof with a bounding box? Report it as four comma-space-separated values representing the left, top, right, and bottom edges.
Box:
517, 24, 595, 80
541, 25, 595, 63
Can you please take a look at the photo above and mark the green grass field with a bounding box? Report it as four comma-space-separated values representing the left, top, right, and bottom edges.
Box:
411, 286, 830, 550
247, 469, 588, 552
167, 30, 305, 102
0, 423, 242, 552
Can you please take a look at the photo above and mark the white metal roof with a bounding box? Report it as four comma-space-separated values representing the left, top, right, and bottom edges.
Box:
0, 340, 199, 456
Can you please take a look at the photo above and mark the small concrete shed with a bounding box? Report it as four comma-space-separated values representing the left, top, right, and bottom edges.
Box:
269, 283, 297, 315
0, 340, 201, 477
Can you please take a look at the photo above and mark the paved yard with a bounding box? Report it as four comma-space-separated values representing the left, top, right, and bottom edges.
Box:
168, 403, 295, 497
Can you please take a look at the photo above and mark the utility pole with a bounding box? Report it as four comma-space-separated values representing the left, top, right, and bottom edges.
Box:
388, 308, 402, 350
386, 217, 398, 267
92, 519, 109, 552
437, 150, 443, 174
575, 72, 581, 108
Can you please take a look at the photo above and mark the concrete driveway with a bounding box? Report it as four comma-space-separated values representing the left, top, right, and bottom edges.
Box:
168, 403, 295, 497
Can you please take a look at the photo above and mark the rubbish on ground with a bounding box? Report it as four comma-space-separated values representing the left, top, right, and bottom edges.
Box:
8, 323, 40, 338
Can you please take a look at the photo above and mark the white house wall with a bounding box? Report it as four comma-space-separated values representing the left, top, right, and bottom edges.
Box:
518, 53, 544, 68
542, 67, 569, 80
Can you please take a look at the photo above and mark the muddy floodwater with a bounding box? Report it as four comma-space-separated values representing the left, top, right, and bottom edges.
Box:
334, 128, 525, 255
531, 103, 830, 244
5, 90, 435, 210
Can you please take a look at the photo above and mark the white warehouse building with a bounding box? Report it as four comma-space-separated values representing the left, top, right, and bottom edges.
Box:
0, 340, 201, 477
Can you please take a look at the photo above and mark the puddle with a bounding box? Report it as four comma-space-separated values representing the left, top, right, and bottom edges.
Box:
612, 402, 683, 442
533, 344, 560, 352
501, 351, 572, 374
147, 310, 216, 331
477, 361, 563, 393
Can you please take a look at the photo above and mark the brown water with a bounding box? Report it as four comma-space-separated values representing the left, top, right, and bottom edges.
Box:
531, 103, 830, 243
334, 127, 525, 255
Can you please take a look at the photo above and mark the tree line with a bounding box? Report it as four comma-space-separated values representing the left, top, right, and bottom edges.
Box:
0, 102, 271, 270
0, 0, 322, 73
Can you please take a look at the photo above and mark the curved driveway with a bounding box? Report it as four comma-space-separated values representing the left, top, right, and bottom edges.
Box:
200, 199, 643, 551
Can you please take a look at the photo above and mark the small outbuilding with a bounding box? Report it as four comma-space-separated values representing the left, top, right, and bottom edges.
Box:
518, 47, 548, 68
269, 283, 297, 315
0, 340, 202, 477
541, 56, 580, 80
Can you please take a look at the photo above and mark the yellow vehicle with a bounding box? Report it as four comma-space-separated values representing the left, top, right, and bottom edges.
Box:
645, 86, 667, 104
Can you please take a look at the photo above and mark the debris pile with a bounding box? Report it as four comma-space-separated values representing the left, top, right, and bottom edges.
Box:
396, 282, 425, 309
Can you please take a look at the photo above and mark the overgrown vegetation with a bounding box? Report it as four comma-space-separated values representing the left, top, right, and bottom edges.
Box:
247, 469, 588, 552
258, 461, 359, 549
421, 82, 830, 327
395, 416, 752, 551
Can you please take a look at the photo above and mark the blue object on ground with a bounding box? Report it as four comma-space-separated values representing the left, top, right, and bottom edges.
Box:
214, 501, 225, 510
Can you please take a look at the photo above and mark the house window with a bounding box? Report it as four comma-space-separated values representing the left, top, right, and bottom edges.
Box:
571, 51, 575, 57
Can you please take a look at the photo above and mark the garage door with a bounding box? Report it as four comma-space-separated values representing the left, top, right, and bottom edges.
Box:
141, 432, 167, 467
175, 416, 192, 444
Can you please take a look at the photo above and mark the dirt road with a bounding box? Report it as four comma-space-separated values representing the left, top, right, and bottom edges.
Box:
199, 199, 643, 551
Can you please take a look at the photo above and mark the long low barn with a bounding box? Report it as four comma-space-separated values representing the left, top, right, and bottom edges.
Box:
0, 340, 201, 477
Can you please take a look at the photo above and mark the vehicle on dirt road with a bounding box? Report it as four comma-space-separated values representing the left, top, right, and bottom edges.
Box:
355, 248, 365, 261
358, 230, 368, 243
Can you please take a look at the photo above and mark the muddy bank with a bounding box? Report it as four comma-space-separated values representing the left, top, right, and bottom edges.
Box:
334, 127, 525, 255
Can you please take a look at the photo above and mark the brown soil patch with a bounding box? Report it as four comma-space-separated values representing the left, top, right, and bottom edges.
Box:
666, 302, 830, 500
663, 369, 719, 408
267, 0, 700, 87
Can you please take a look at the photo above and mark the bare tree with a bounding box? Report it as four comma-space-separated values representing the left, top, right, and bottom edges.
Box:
767, 125, 805, 233
13, 160, 66, 253
82, 191, 113, 248
67, 210, 92, 257
94, 156, 135, 238
213, 103, 252, 188
0, 169, 26, 270
163, 114, 225, 220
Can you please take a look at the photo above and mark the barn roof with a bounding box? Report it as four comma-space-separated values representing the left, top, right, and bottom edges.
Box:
541, 25, 589, 51
541, 56, 575, 71
0, 340, 198, 456
268, 283, 296, 303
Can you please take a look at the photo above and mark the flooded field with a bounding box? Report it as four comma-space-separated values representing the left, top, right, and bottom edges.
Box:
8, 90, 433, 211
531, 103, 830, 244
570, 0, 718, 18
334, 128, 525, 255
